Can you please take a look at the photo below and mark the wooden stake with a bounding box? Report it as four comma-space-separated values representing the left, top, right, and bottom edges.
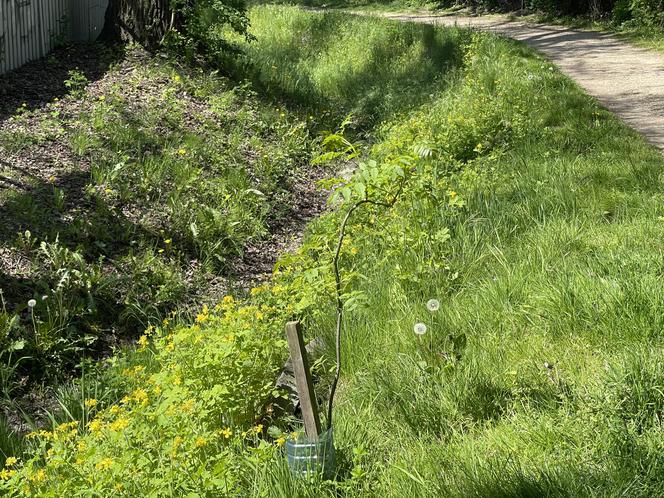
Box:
285, 321, 321, 441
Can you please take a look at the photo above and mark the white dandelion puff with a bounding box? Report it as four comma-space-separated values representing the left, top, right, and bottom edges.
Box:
27, 299, 36, 309
413, 323, 427, 336
426, 299, 440, 312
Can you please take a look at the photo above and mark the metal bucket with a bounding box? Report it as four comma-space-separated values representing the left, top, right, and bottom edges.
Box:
286, 428, 335, 479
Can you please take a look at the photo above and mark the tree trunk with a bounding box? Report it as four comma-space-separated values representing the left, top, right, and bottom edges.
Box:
98, 0, 121, 43
98, 0, 176, 49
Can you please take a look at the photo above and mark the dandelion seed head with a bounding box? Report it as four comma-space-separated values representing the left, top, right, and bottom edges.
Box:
414, 323, 427, 335
27, 299, 36, 308
426, 299, 440, 312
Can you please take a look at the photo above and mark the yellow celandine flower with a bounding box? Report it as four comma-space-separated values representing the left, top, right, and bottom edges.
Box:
84, 398, 97, 408
250, 285, 266, 296
96, 458, 113, 471
276, 437, 286, 447
4, 457, 18, 467
221, 428, 232, 439
178, 148, 187, 156
449, 190, 457, 199
195, 437, 207, 448
0, 468, 16, 480
137, 334, 149, 349
222, 295, 234, 305
110, 418, 129, 431
26, 430, 53, 440
254, 424, 263, 434
88, 419, 103, 433
31, 469, 46, 482
131, 388, 149, 406
171, 436, 184, 457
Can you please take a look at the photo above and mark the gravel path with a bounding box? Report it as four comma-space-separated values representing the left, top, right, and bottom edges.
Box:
383, 14, 664, 152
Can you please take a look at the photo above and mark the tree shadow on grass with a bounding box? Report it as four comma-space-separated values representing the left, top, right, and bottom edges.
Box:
234, 12, 470, 130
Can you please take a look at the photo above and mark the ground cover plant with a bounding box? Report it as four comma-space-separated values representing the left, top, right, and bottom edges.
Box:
2, 5, 664, 497
0, 42, 317, 451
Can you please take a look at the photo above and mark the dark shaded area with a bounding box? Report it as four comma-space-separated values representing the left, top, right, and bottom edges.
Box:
0, 43, 124, 123
233, 13, 469, 133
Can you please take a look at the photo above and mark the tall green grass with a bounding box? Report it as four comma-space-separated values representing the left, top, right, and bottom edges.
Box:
238, 7, 664, 496
5, 6, 664, 496
230, 6, 469, 130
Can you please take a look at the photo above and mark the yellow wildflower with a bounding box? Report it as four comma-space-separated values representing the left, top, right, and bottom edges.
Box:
4, 457, 18, 467
84, 398, 97, 408
221, 427, 232, 439
153, 385, 162, 396
171, 436, 184, 457
254, 424, 263, 434
164, 238, 172, 245
0, 468, 16, 480
88, 419, 103, 433
131, 388, 149, 406
276, 437, 286, 447
350, 247, 359, 255
77, 440, 87, 452
137, 334, 149, 349
31, 469, 46, 482
195, 437, 207, 448
95, 458, 113, 471
177, 148, 187, 156
250, 286, 265, 296
255, 311, 264, 321
109, 418, 129, 431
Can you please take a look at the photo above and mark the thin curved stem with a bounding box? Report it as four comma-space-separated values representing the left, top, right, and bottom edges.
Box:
326, 181, 405, 429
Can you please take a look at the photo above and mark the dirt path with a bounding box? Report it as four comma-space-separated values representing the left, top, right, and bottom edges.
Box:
382, 14, 664, 152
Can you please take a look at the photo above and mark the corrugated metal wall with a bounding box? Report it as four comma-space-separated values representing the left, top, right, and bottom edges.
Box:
0, 0, 108, 75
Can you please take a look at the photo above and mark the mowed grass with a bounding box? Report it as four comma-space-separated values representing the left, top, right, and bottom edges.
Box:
4, 7, 664, 496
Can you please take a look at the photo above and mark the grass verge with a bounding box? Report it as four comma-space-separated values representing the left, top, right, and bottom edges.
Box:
3, 6, 664, 497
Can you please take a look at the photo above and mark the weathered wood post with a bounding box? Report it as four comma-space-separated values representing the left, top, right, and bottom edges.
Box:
285, 321, 321, 441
